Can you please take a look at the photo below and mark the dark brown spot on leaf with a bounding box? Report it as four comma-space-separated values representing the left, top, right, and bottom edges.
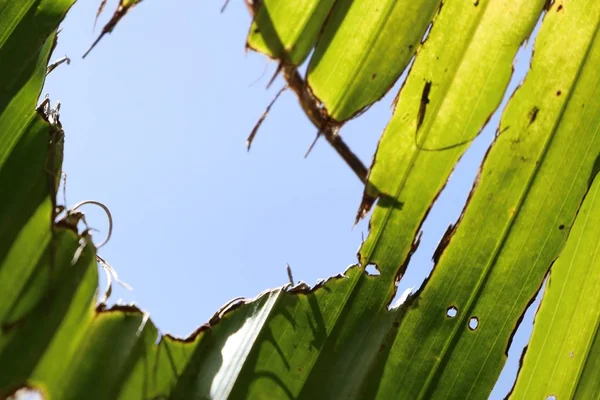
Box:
559, 224, 565, 230
528, 106, 539, 125
556, 90, 562, 96
417, 80, 433, 131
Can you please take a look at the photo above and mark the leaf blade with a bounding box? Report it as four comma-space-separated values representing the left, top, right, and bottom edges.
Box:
306, 0, 441, 121
247, 0, 337, 65
511, 177, 600, 398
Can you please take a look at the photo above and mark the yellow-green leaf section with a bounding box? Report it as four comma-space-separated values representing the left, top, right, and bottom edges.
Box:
511, 178, 600, 398
247, 0, 336, 65
365, 0, 600, 398
307, 0, 441, 121
361, 0, 546, 309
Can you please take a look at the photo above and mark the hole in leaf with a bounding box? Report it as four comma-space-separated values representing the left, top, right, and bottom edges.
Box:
9, 387, 44, 400
365, 263, 380, 276
468, 317, 479, 330
446, 306, 458, 318
546, 395, 557, 400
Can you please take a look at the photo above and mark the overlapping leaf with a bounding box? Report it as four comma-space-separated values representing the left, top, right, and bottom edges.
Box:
511, 177, 600, 398
0, 0, 73, 165
246, 0, 336, 65
249, 0, 443, 121
243, 0, 600, 397
361, 1, 600, 397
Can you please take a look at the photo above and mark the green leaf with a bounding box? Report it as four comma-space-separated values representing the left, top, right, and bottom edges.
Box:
362, 1, 600, 397
246, 0, 336, 65
0, 0, 73, 322
0, 0, 73, 166
247, 0, 443, 121
0, 113, 60, 326
511, 175, 600, 398
306, 0, 441, 121
360, 0, 547, 283
0, 230, 98, 398
3, 0, 600, 399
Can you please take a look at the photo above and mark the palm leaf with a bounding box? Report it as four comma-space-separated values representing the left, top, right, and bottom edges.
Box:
1, 0, 599, 398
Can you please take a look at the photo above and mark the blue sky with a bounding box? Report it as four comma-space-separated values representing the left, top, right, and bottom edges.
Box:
42, 1, 543, 397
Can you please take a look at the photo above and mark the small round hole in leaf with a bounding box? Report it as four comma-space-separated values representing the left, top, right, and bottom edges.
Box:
365, 263, 380, 276
469, 317, 479, 330
546, 395, 557, 400
446, 306, 458, 318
